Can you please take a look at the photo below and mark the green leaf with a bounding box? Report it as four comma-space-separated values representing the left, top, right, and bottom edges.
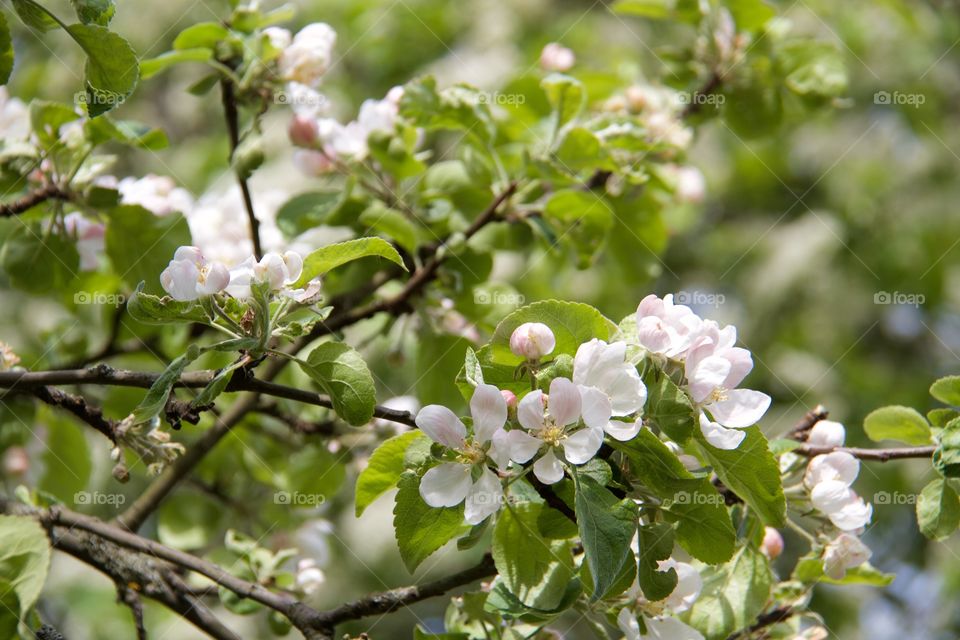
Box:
0, 13, 14, 86
70, 0, 115, 25
613, 430, 735, 563
928, 408, 960, 428
725, 0, 775, 32
157, 492, 222, 549
0, 515, 52, 619
541, 74, 586, 129
916, 479, 960, 540
493, 502, 576, 610
400, 76, 496, 144
694, 426, 785, 526
131, 348, 200, 424
778, 41, 847, 99
84, 118, 169, 149
39, 411, 92, 503
394, 472, 465, 572
637, 522, 678, 602
542, 189, 614, 267
931, 376, 960, 406
66, 24, 139, 117
127, 283, 209, 324
105, 205, 192, 293
642, 369, 696, 442
173, 22, 229, 49
359, 202, 420, 254
11, 0, 60, 31
573, 470, 638, 601
0, 580, 19, 638
415, 628, 470, 640
140, 49, 213, 79
298, 342, 377, 426
294, 237, 406, 288
190, 359, 246, 409
935, 418, 960, 478
793, 555, 894, 586
276, 190, 345, 237
684, 547, 772, 639
863, 405, 932, 446
356, 431, 427, 516
1, 223, 79, 294
490, 300, 614, 366
612, 0, 672, 19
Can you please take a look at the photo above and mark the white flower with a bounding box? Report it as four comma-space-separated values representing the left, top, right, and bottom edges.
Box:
655, 559, 702, 613
618, 560, 704, 640
510, 322, 556, 360
228, 251, 304, 297
314, 87, 403, 161
0, 342, 20, 371
635, 294, 703, 359
807, 420, 845, 448
415, 384, 509, 524
618, 609, 704, 640
117, 174, 194, 216
804, 452, 873, 531
294, 558, 325, 595
0, 87, 30, 140
665, 165, 706, 204
573, 339, 647, 441
63, 212, 105, 271
506, 378, 602, 484
278, 23, 337, 88
540, 43, 575, 72
160, 246, 230, 301
822, 533, 871, 579
263, 27, 292, 52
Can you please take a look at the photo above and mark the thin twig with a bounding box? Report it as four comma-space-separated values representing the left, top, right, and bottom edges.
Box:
0, 184, 71, 217
792, 444, 936, 462
220, 77, 262, 259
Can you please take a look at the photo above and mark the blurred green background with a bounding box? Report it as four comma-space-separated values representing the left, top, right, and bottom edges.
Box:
3, 0, 960, 637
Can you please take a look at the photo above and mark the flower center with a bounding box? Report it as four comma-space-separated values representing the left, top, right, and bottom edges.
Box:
456, 439, 486, 465
197, 264, 212, 284
709, 387, 729, 403
541, 423, 566, 447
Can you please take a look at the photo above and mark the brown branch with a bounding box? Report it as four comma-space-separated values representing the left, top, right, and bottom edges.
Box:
0, 184, 71, 217
785, 404, 829, 441
681, 71, 723, 118
726, 606, 795, 639
220, 77, 262, 260
31, 385, 117, 443
792, 444, 936, 462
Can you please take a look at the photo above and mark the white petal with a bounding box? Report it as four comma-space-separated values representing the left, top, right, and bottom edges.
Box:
548, 377, 581, 426
419, 463, 472, 507
464, 467, 503, 525
688, 355, 731, 403
579, 385, 613, 430
605, 366, 647, 416
660, 560, 702, 613
573, 339, 625, 387
719, 347, 753, 390
517, 390, 546, 431
643, 616, 705, 640
415, 405, 467, 449
505, 429, 543, 463
160, 260, 200, 301
708, 389, 770, 428
197, 262, 230, 295
533, 449, 565, 484
699, 413, 745, 450
807, 420, 846, 448
804, 452, 859, 488
562, 427, 604, 464
829, 498, 873, 531
617, 608, 642, 640
470, 383, 507, 442
605, 418, 643, 442
487, 429, 512, 470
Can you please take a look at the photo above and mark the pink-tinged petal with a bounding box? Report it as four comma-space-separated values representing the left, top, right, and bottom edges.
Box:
699, 413, 745, 450
533, 448, 565, 484
637, 316, 676, 354
637, 293, 666, 317
173, 246, 203, 263
579, 385, 612, 430
605, 418, 643, 442
548, 377, 581, 426
470, 383, 507, 442
719, 347, 753, 389
687, 355, 731, 403
198, 261, 230, 295
415, 405, 467, 448
517, 390, 546, 431
418, 463, 472, 507
161, 260, 200, 301
464, 467, 503, 524
804, 452, 859, 488
562, 426, 604, 464
505, 430, 542, 463
708, 389, 770, 428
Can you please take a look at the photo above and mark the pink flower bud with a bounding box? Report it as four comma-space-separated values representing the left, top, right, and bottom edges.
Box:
509, 322, 556, 360
3, 446, 28, 476
288, 114, 319, 148
500, 389, 517, 409
540, 43, 575, 72
761, 526, 784, 559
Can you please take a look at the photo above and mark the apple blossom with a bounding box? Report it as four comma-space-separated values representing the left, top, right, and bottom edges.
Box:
806, 419, 846, 448
293, 149, 336, 176
635, 294, 703, 358
822, 532, 871, 579
500, 389, 517, 410
294, 558, 325, 595
289, 114, 320, 148
509, 322, 556, 360
228, 251, 304, 297
415, 384, 510, 524
313, 87, 404, 161
617, 559, 704, 640
0, 342, 19, 371
277, 23, 337, 88
761, 527, 784, 559
160, 246, 230, 301
804, 452, 873, 531
506, 377, 602, 484
113, 174, 194, 216
263, 26, 292, 51
540, 42, 575, 72
63, 212, 105, 271
573, 339, 647, 440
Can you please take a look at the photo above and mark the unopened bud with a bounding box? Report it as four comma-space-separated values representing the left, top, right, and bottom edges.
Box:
288, 114, 319, 148
540, 43, 575, 72
509, 322, 556, 360
112, 462, 130, 483
500, 389, 517, 409
760, 526, 784, 559
3, 447, 29, 476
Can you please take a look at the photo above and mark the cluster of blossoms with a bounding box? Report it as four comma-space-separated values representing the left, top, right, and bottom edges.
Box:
159, 245, 308, 302
635, 293, 771, 450
600, 84, 694, 152
801, 420, 873, 578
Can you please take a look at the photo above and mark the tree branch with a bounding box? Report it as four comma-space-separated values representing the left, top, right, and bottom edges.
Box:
0, 184, 71, 217
792, 443, 936, 461
220, 77, 262, 260
726, 606, 795, 639
31, 385, 118, 443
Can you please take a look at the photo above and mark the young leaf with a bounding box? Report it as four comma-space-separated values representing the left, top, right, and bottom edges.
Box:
684, 547, 772, 639
0, 13, 13, 86
863, 405, 932, 446
140, 49, 213, 79
70, 0, 115, 25
126, 283, 209, 325
694, 426, 786, 526
355, 431, 427, 516
298, 342, 377, 426
65, 24, 139, 116
931, 376, 960, 406
0, 515, 52, 619
935, 418, 960, 478
294, 237, 406, 288
916, 479, 960, 540
130, 347, 200, 424
573, 470, 638, 601
492, 502, 576, 610
642, 369, 696, 443
541, 74, 586, 129
394, 472, 465, 572
11, 0, 60, 31
1, 223, 79, 294
637, 522, 678, 602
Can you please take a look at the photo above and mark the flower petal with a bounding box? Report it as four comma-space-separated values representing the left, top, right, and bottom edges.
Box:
464, 467, 503, 525
415, 405, 467, 449
605, 418, 643, 442
548, 377, 581, 426
533, 448, 565, 484
470, 383, 507, 442
505, 429, 542, 463
687, 355, 731, 403
699, 413, 745, 450
517, 390, 546, 431
419, 463, 472, 507
562, 426, 604, 464
708, 389, 770, 428
617, 608, 642, 640
643, 616, 705, 640
579, 385, 612, 430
